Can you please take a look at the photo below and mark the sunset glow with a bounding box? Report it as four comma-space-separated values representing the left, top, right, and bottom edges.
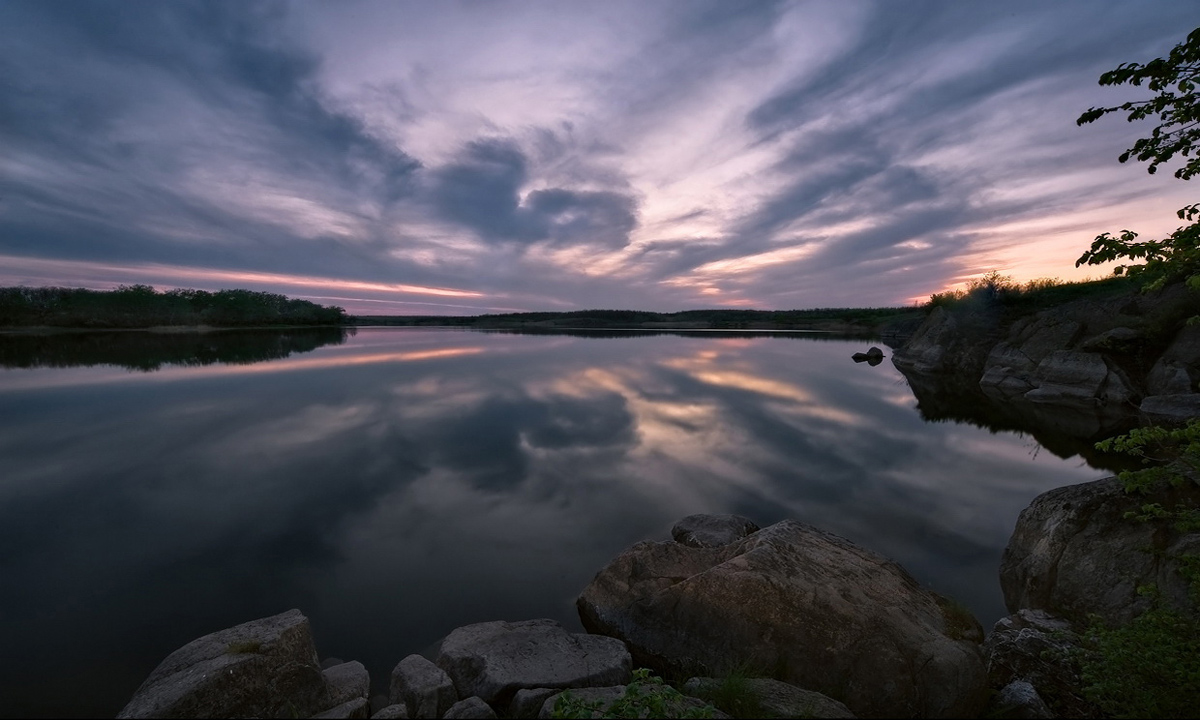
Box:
1, 2, 1196, 313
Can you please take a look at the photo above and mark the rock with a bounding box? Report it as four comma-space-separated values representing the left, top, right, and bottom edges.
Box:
851, 347, 884, 364
443, 696, 498, 719
683, 677, 855, 718
370, 704, 409, 719
436, 619, 631, 707
323, 661, 370, 707
508, 688, 560, 718
1000, 477, 1200, 627
1011, 318, 1082, 363
1140, 393, 1200, 421
982, 612, 1093, 717
671, 513, 760, 548
979, 342, 1038, 400
1078, 326, 1142, 353
312, 697, 370, 719
390, 654, 458, 719
891, 307, 959, 374
991, 680, 1053, 719
117, 609, 330, 719
577, 519, 988, 718
1146, 323, 1200, 395
1024, 351, 1136, 407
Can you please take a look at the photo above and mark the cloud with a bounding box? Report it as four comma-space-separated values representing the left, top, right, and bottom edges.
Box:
428, 138, 638, 250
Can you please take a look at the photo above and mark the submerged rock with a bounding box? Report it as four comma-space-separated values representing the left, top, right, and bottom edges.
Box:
577, 519, 987, 718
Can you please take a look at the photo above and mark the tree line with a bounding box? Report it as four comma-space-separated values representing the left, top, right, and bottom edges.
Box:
0, 285, 347, 328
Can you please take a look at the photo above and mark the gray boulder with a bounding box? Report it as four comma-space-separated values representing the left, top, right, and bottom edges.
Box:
117, 609, 330, 719
1140, 393, 1200, 421
322, 661, 370, 708
891, 307, 959, 375
683, 677, 855, 718
390, 654, 458, 719
671, 513, 760, 548
370, 704, 409, 719
1001, 477, 1200, 627
508, 688, 561, 718
982, 611, 1093, 717
991, 680, 1053, 719
436, 619, 631, 707
980, 342, 1038, 400
443, 696, 498, 719
1024, 351, 1136, 407
311, 697, 370, 719
1146, 323, 1200, 395
577, 519, 987, 718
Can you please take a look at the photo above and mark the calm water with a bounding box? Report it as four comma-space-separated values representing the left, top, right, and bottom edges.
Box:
0, 327, 1108, 717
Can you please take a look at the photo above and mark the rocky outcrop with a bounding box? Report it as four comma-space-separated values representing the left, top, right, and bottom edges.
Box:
391, 654, 457, 718
577, 519, 988, 718
117, 609, 357, 719
1000, 477, 1200, 627
895, 282, 1200, 428
683, 677, 856, 718
435, 619, 631, 708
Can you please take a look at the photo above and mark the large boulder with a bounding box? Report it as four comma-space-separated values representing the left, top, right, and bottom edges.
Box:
390, 654, 458, 719
1146, 323, 1200, 395
118, 609, 331, 719
577, 519, 987, 718
891, 307, 960, 375
436, 619, 631, 708
1001, 477, 1200, 627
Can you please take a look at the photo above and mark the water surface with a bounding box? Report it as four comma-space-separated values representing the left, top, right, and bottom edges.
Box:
0, 328, 1108, 717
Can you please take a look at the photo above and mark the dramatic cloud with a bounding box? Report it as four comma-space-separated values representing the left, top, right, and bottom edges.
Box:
1, 0, 1197, 312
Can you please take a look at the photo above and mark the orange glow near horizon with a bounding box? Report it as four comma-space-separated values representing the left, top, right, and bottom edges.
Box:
0, 255, 485, 299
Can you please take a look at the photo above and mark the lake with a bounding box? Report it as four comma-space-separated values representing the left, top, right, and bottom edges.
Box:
0, 327, 1109, 717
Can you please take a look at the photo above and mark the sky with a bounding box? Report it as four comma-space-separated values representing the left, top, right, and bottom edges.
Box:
1, 1, 1198, 315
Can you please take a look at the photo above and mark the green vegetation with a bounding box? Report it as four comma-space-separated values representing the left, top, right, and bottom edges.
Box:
926, 272, 1138, 314
551, 669, 717, 719
0, 285, 347, 328
681, 669, 768, 719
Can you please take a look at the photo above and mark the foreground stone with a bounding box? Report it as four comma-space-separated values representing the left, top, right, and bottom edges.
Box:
683, 677, 855, 718
117, 609, 336, 719
577, 519, 987, 718
443, 696, 498, 718
436, 619, 632, 708
391, 654, 458, 719
982, 610, 1095, 718
1001, 477, 1200, 627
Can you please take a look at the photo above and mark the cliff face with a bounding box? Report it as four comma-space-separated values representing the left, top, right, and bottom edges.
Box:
892, 282, 1200, 442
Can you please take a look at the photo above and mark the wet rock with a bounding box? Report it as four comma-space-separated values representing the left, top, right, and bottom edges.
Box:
322, 661, 369, 708
671, 513, 760, 548
390, 654, 457, 719
1001, 477, 1200, 627
991, 680, 1053, 719
1140, 393, 1200, 421
577, 519, 987, 718
683, 677, 855, 718
312, 697, 370, 719
436, 619, 631, 707
117, 609, 329, 719
508, 688, 560, 718
851, 347, 884, 364
443, 696, 497, 719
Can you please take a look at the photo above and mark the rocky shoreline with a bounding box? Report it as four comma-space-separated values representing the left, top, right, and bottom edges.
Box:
115, 481, 1200, 719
